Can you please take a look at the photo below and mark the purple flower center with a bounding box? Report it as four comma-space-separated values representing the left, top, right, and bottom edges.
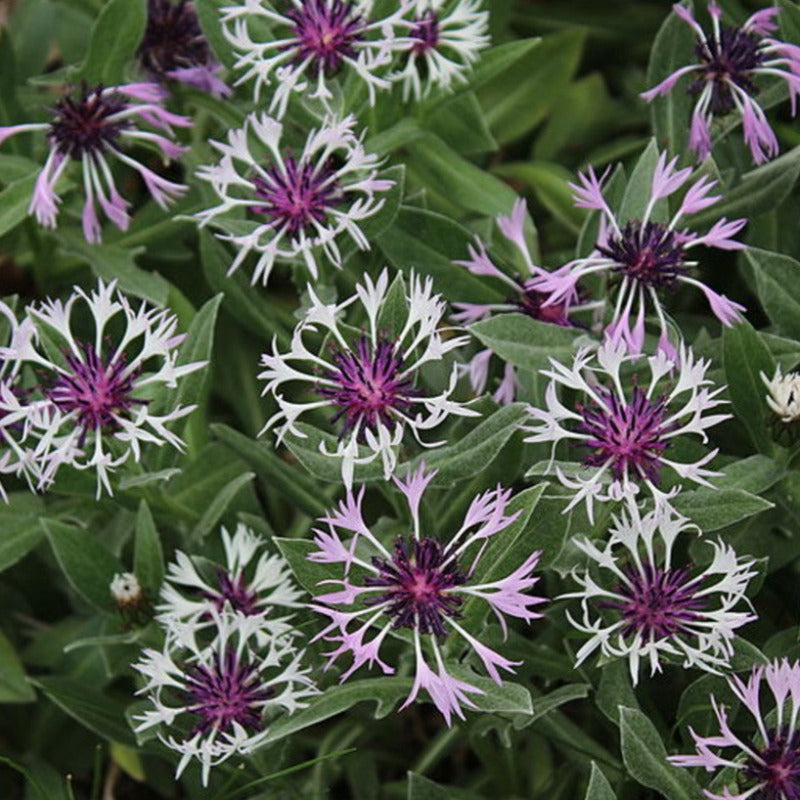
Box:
577, 385, 674, 483
315, 337, 419, 439
49, 84, 129, 159
597, 221, 686, 290
691, 26, 764, 116
206, 570, 260, 616
138, 0, 212, 76
365, 537, 467, 637
285, 0, 365, 75
512, 279, 574, 327
606, 563, 706, 641
410, 11, 441, 54
184, 651, 273, 735
45, 343, 144, 439
744, 727, 800, 800
252, 157, 343, 237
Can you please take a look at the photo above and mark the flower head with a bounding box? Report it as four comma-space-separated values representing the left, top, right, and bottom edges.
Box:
259, 270, 477, 488
642, 3, 800, 164
0, 280, 205, 497
220, 0, 409, 117
532, 154, 747, 355
307, 464, 545, 724
392, 0, 490, 101
195, 113, 394, 284
563, 503, 756, 684
134, 613, 317, 785
0, 83, 190, 242
453, 198, 587, 404
523, 340, 729, 520
138, 0, 231, 97
157, 523, 303, 642
671, 659, 800, 800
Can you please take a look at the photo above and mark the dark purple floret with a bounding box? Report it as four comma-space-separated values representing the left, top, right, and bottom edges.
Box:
578, 386, 674, 483
285, 0, 365, 75
316, 337, 419, 439
138, 0, 212, 77
45, 343, 144, 440
252, 157, 343, 237
206, 570, 260, 616
605, 563, 706, 641
410, 10, 441, 54
512, 279, 575, 327
690, 25, 764, 116
598, 221, 687, 290
49, 85, 129, 160
744, 726, 800, 800
184, 650, 273, 735
365, 537, 467, 637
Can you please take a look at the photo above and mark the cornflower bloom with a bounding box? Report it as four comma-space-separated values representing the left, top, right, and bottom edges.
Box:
532, 153, 747, 356
258, 270, 477, 488
453, 198, 586, 404
134, 613, 317, 785
0, 83, 190, 242
0, 280, 205, 497
307, 464, 545, 724
392, 0, 490, 101
671, 659, 800, 800
219, 0, 410, 117
157, 523, 303, 642
523, 340, 729, 521
563, 503, 756, 684
195, 113, 394, 284
138, 0, 231, 97
642, 3, 800, 164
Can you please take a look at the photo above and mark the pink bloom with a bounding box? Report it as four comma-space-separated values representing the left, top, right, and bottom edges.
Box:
642, 3, 800, 164
306, 464, 546, 724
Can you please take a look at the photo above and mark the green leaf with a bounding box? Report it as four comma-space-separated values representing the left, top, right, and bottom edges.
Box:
467, 38, 541, 90
275, 537, 336, 597
79, 0, 147, 85
0, 171, 37, 240
619, 707, 704, 800
211, 424, 327, 518
377, 207, 505, 304
44, 519, 123, 612
744, 247, 800, 340
618, 139, 665, 224
407, 774, 481, 800
133, 501, 164, 597
646, 0, 694, 155
715, 455, 784, 495
596, 660, 640, 726
722, 320, 776, 455
692, 146, 800, 227
0, 495, 46, 574
670, 488, 773, 532
33, 676, 136, 746
408, 135, 518, 217
585, 763, 616, 800
0, 629, 35, 703
426, 92, 497, 155
194, 0, 235, 69
470, 313, 583, 373
376, 271, 410, 339
188, 471, 254, 544
530, 683, 590, 724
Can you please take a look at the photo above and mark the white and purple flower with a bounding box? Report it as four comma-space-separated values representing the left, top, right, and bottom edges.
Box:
134, 613, 317, 785
643, 3, 800, 164
531, 153, 747, 356
392, 0, 490, 101
220, 0, 409, 117
138, 0, 231, 98
671, 659, 800, 800
0, 83, 190, 242
258, 270, 477, 488
195, 112, 394, 284
563, 503, 756, 684
523, 340, 729, 520
307, 464, 545, 724
157, 523, 303, 641
453, 198, 589, 404
0, 280, 205, 497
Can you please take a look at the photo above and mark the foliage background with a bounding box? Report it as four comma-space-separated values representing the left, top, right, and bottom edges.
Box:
0, 0, 799, 799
